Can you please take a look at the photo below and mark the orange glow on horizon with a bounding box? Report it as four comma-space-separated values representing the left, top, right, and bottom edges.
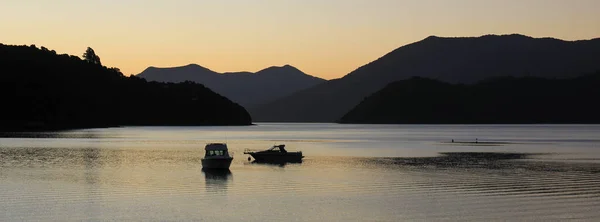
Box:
1, 0, 599, 80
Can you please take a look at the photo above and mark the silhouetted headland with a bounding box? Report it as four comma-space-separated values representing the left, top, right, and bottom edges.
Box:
0, 44, 252, 131
339, 74, 600, 124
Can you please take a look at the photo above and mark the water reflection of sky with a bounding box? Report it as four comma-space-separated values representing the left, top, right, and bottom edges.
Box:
2, 124, 600, 159
1, 124, 600, 220
1, 137, 600, 220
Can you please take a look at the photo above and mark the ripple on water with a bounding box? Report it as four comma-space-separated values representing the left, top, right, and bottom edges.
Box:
2, 147, 600, 221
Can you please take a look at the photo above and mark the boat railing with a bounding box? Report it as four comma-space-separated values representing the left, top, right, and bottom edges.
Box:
243, 148, 259, 154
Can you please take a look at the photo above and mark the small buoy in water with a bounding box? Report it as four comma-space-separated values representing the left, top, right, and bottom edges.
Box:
248, 157, 251, 161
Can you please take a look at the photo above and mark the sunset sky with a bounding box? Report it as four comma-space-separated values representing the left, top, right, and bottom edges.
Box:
2, 0, 599, 79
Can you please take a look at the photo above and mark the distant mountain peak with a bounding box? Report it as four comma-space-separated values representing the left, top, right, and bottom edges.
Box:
424, 35, 440, 40
257, 64, 303, 74
423, 34, 535, 42
181, 63, 213, 71
265, 64, 296, 70
136, 63, 325, 107
142, 63, 213, 73
505, 33, 532, 38
479, 33, 535, 40
183, 63, 202, 68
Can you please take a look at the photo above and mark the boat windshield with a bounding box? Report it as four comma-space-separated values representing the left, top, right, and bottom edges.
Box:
268, 145, 287, 153
206, 150, 228, 156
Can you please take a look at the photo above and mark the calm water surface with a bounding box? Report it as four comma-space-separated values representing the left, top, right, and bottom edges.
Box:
1, 123, 600, 221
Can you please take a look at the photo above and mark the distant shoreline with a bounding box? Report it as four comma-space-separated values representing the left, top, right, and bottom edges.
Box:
0, 123, 255, 133
4, 122, 599, 133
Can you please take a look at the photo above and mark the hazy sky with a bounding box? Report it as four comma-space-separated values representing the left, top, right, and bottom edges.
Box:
2, 0, 599, 79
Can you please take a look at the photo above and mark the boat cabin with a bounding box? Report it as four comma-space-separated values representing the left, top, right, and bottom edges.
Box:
205, 143, 231, 157
267, 144, 287, 153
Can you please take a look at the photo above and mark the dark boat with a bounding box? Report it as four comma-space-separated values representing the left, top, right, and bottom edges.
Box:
244, 144, 304, 163
201, 143, 233, 169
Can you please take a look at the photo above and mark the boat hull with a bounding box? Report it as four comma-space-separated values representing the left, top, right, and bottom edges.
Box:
201, 158, 233, 169
249, 153, 303, 163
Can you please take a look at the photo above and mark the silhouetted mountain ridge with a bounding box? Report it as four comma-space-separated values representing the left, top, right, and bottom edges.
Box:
339, 73, 600, 124
0, 43, 251, 131
251, 34, 600, 122
137, 64, 325, 107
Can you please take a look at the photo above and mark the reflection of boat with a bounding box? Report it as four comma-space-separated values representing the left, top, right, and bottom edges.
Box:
202, 168, 232, 193
201, 143, 233, 169
249, 160, 296, 167
244, 144, 304, 163
202, 168, 232, 180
